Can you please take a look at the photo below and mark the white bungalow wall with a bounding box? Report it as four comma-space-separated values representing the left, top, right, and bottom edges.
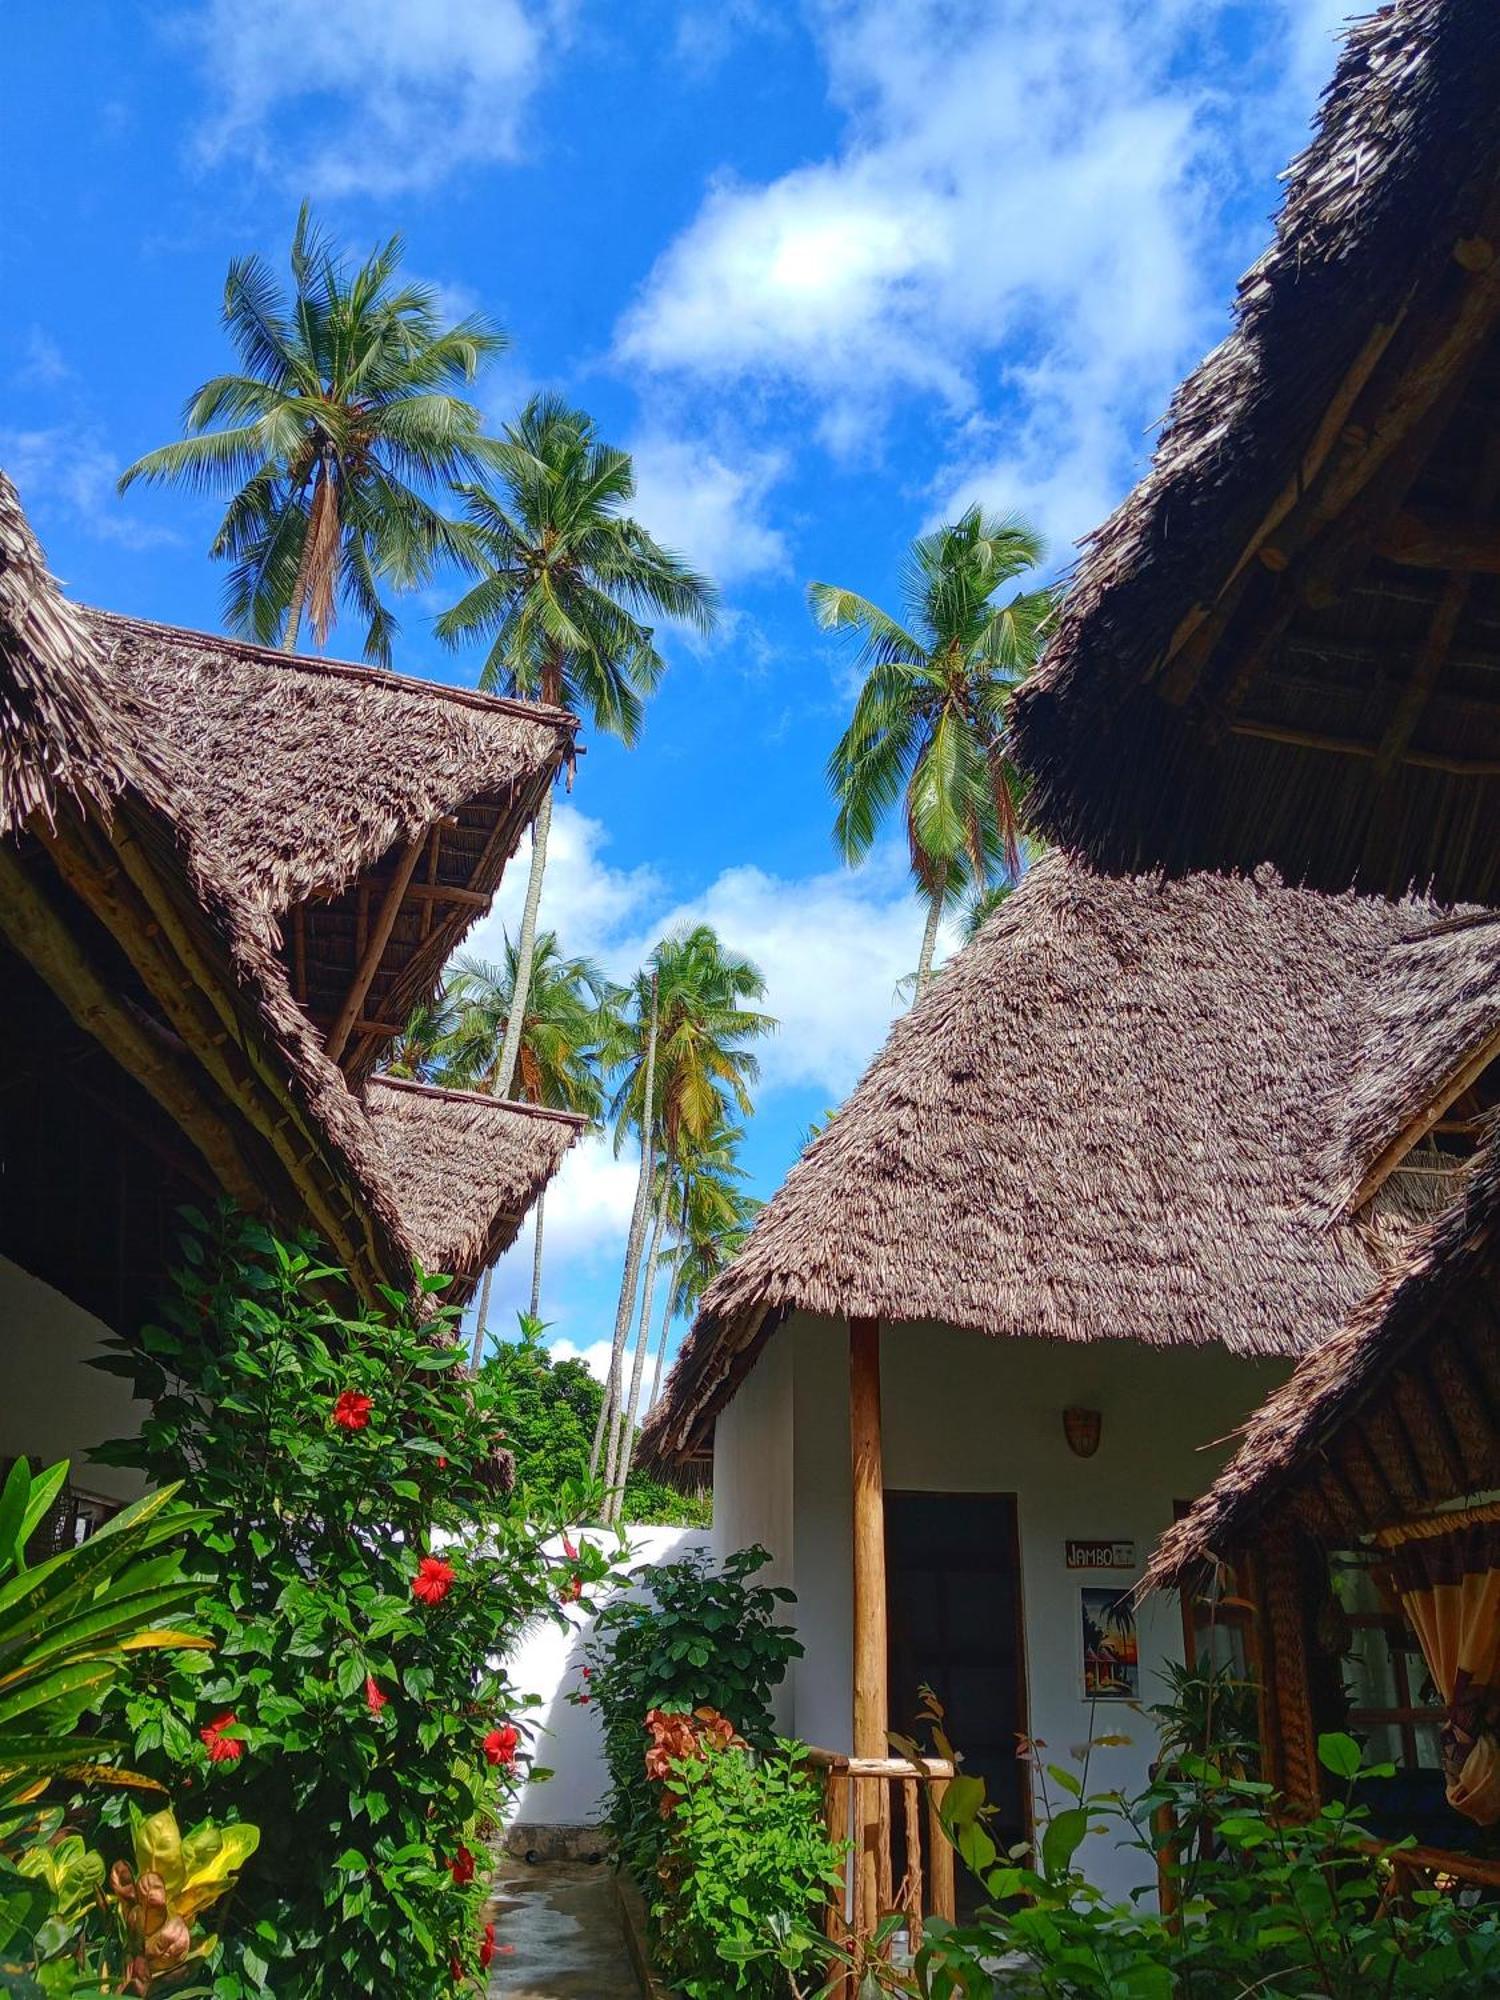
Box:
712, 1314, 1287, 1905
0, 1255, 146, 1503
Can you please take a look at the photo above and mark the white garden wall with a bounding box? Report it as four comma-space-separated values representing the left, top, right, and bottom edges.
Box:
0, 1255, 146, 1502
714, 1315, 1288, 1905
504, 1522, 713, 1838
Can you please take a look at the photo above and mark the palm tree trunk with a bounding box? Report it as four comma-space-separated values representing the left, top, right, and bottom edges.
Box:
495, 784, 552, 1101
607, 1189, 667, 1522
528, 1188, 546, 1321
470, 1267, 495, 1370
915, 881, 945, 995
589, 975, 659, 1486
647, 1248, 680, 1411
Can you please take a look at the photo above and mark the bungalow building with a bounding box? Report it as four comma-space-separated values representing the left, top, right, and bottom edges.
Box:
646, 0, 1500, 1922
0, 469, 582, 1528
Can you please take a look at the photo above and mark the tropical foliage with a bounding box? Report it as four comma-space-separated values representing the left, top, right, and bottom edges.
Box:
597, 927, 774, 1515
584, 1545, 801, 1877
484, 1315, 708, 1527
92, 1207, 613, 1997
813, 505, 1053, 991
0, 1460, 243, 1994
119, 205, 504, 662
436, 394, 717, 1109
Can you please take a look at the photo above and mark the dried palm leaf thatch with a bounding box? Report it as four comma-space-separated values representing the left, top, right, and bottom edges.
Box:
0, 473, 165, 839
1012, 0, 1500, 903
364, 1076, 583, 1291
0, 469, 562, 1301
642, 854, 1500, 1466
1146, 1131, 1500, 1591
88, 611, 574, 917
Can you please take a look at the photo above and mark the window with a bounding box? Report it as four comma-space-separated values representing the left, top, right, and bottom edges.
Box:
1328, 1549, 1443, 1775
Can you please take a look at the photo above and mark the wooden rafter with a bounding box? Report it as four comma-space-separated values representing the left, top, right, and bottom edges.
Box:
1157, 219, 1500, 711
1374, 429, 1500, 777
324, 835, 425, 1064
1349, 1021, 1500, 1212
47, 811, 396, 1299
1228, 717, 1500, 776
0, 842, 263, 1211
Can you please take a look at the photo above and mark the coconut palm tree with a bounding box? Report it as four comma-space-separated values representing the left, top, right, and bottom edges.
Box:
119, 205, 504, 664
435, 396, 718, 1106
599, 926, 774, 1514
811, 506, 1054, 994
446, 932, 620, 1363
381, 994, 459, 1083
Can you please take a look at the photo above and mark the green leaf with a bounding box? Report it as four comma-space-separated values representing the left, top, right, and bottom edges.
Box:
1317, 1732, 1363, 1781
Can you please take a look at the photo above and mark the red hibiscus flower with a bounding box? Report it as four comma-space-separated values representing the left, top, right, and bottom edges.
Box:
365, 1675, 388, 1716
580, 1666, 591, 1679
200, 1712, 243, 1764
561, 1535, 578, 1560
484, 1724, 519, 1769
332, 1390, 373, 1431
450, 1845, 476, 1885
413, 1555, 456, 1606
479, 1923, 496, 1971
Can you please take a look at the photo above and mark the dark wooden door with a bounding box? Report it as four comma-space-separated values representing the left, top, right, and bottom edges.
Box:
885, 1492, 1029, 1851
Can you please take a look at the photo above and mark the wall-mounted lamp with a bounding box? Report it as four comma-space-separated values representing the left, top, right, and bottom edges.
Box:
1063, 1407, 1102, 1459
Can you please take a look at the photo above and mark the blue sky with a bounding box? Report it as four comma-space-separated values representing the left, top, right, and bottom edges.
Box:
4, 0, 1351, 1380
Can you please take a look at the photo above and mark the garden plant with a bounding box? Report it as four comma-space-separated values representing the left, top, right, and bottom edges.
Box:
93, 1206, 614, 1997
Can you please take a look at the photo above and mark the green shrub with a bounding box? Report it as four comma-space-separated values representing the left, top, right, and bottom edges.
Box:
585, 1545, 801, 1875
0, 1459, 244, 1993
483, 1318, 710, 1527
653, 1738, 844, 1999
903, 1727, 1500, 1999
95, 1207, 613, 1998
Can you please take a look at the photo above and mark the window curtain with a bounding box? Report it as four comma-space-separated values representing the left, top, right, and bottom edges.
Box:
1376, 1504, 1500, 1825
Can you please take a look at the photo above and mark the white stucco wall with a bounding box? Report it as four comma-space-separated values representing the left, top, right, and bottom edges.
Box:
505, 1523, 713, 1831
713, 1315, 1288, 1905
711, 1324, 796, 1734
0, 1256, 146, 1502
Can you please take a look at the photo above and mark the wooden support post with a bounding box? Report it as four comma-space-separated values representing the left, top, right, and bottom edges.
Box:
850, 1316, 888, 1932
325, 837, 424, 1063
927, 1777, 956, 1924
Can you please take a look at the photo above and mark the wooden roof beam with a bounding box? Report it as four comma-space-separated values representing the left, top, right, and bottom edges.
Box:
324, 835, 425, 1065
1378, 508, 1500, 572
1374, 429, 1500, 778
1349, 1020, 1500, 1212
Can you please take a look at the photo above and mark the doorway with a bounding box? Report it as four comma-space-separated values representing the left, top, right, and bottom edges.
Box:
885, 1492, 1030, 1855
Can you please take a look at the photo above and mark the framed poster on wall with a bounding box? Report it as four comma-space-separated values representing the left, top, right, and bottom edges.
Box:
1080, 1586, 1139, 1700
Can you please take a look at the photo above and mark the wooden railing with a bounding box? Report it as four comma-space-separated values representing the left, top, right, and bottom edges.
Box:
805, 1748, 957, 1978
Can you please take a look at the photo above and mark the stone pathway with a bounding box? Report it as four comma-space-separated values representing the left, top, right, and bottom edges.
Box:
486, 1857, 640, 1999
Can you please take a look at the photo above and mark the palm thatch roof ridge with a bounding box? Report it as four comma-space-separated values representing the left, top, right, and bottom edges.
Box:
364, 1075, 585, 1283
1146, 1131, 1500, 1592
642, 854, 1500, 1466
88, 610, 575, 916
1011, 0, 1500, 901
0, 474, 164, 840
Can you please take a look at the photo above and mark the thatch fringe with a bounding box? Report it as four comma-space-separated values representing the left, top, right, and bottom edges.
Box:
1146, 1132, 1500, 1591
89, 611, 574, 916
1011, 0, 1500, 902
0, 475, 164, 840
365, 1077, 583, 1284
642, 854, 1500, 1465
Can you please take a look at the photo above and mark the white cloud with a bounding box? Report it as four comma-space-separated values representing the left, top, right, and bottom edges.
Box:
0, 427, 179, 552
14, 329, 69, 390
463, 803, 662, 974
617, 0, 1345, 526
177, 0, 570, 196
627, 435, 790, 586
547, 1337, 617, 1383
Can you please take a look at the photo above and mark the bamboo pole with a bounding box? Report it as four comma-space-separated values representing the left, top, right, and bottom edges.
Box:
849, 1316, 888, 1936
927, 1778, 956, 1924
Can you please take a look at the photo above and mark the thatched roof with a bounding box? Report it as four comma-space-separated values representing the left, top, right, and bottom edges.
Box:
642, 855, 1500, 1465
1012, 0, 1500, 905
0, 474, 162, 840
0, 473, 570, 1305
1146, 1131, 1500, 1591
365, 1077, 583, 1283
91, 612, 575, 1086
